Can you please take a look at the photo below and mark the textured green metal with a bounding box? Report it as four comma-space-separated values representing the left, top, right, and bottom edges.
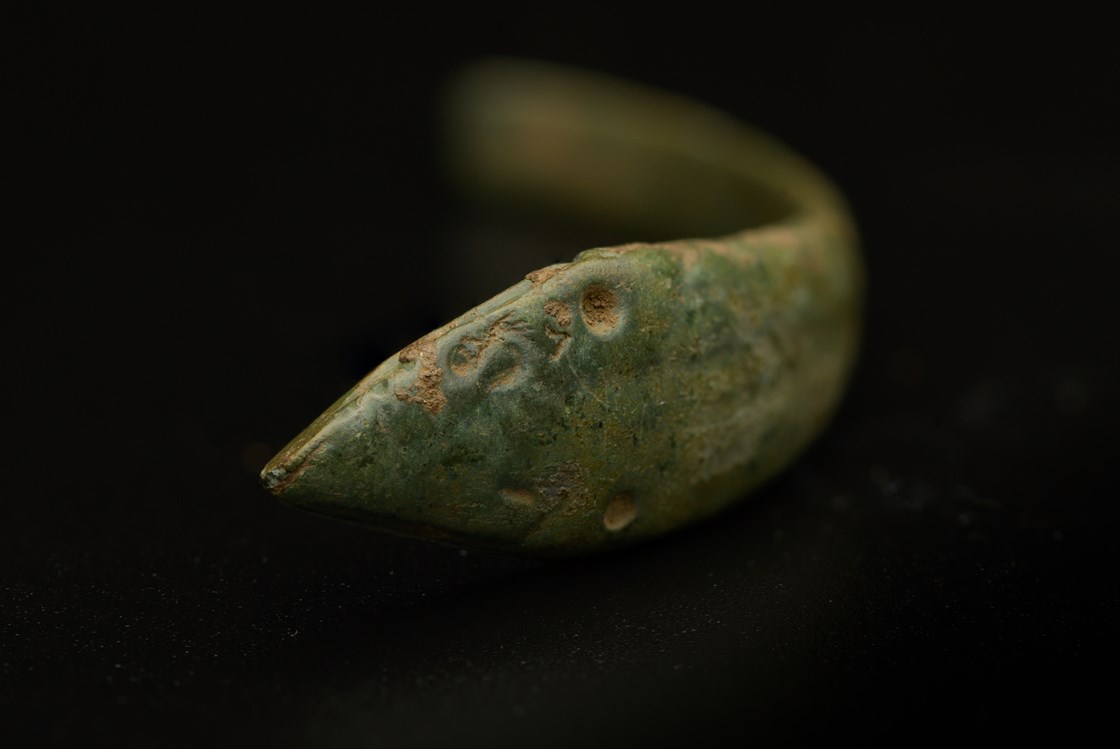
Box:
262, 60, 864, 556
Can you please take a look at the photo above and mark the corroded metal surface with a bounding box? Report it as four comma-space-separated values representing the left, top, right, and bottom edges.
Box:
262, 60, 864, 556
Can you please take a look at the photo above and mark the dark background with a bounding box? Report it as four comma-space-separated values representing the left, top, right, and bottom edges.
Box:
4, 9, 1118, 746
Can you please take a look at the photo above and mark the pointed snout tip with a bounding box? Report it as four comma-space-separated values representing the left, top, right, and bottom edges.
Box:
259, 439, 326, 498
259, 463, 289, 493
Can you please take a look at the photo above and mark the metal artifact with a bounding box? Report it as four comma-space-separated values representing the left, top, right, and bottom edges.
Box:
262, 60, 864, 556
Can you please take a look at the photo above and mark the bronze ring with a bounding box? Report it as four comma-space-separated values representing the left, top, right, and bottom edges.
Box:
262, 59, 865, 556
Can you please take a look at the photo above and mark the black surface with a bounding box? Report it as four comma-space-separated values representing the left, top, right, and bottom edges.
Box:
5, 12, 1118, 747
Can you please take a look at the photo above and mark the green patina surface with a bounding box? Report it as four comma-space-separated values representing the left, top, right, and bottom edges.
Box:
261, 60, 864, 556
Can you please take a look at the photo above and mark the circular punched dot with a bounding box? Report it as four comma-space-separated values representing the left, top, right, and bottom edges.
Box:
603, 492, 637, 531
580, 284, 621, 334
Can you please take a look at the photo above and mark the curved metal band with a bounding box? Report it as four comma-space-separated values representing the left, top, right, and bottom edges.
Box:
262, 59, 865, 556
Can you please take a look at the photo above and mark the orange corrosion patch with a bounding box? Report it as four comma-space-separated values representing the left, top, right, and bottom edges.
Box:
580, 284, 620, 334
394, 338, 447, 414
526, 264, 567, 286
543, 299, 572, 328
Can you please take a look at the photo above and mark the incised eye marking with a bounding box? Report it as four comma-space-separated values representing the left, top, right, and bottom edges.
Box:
580, 285, 621, 334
